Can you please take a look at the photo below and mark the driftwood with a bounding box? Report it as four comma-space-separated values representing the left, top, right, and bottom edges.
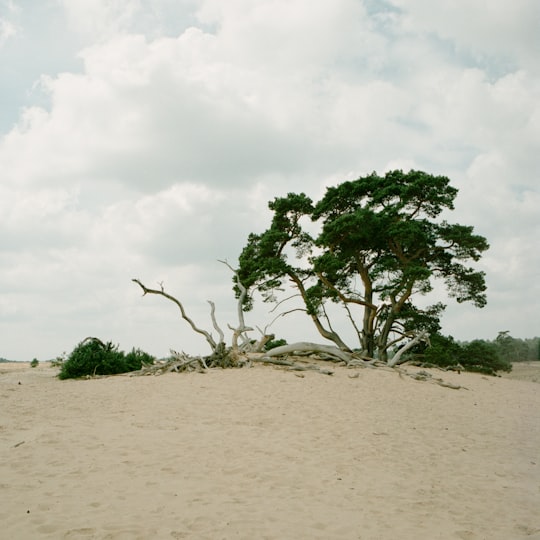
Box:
387, 330, 430, 367
263, 342, 363, 365
251, 356, 334, 376
127, 349, 465, 387
402, 368, 467, 390
133, 264, 266, 369
132, 279, 221, 352
129, 351, 209, 376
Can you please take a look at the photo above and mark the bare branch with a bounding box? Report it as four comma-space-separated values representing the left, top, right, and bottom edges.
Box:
265, 307, 306, 330
132, 278, 217, 351
387, 330, 429, 368
316, 272, 378, 311
207, 300, 225, 344
218, 259, 253, 351
268, 293, 303, 313
264, 342, 356, 364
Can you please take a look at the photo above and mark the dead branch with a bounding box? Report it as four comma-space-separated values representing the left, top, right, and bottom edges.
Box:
250, 331, 273, 353
250, 356, 334, 376
129, 351, 208, 375
207, 300, 225, 344
132, 278, 218, 352
218, 259, 253, 352
387, 330, 430, 368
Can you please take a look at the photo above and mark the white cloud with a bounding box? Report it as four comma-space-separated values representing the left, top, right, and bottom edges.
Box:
0, 17, 16, 47
0, 0, 18, 48
389, 0, 540, 74
0, 0, 539, 359
59, 0, 143, 39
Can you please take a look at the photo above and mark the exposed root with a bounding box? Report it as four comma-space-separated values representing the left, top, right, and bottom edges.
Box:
251, 355, 334, 376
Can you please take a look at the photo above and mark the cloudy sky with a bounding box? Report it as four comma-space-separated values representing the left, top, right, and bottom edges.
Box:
1, 0, 539, 361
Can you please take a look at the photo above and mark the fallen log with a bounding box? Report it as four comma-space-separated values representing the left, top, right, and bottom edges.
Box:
263, 342, 356, 364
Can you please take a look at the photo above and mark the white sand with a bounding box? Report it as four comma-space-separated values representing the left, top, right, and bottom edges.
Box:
1, 362, 539, 540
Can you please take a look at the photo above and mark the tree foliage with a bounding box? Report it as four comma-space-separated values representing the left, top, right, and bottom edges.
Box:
460, 340, 510, 374
237, 170, 489, 363
495, 331, 533, 362
58, 338, 155, 379
413, 334, 512, 375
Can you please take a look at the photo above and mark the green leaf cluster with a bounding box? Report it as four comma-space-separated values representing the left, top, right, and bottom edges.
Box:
58, 338, 155, 379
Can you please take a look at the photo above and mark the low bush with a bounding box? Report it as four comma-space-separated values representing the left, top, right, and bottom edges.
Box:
124, 348, 155, 371
58, 338, 155, 380
460, 340, 512, 375
412, 334, 512, 375
30, 358, 39, 368
264, 338, 288, 351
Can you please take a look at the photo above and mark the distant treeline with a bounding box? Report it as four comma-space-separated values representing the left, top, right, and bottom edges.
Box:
410, 332, 539, 375
475, 332, 539, 363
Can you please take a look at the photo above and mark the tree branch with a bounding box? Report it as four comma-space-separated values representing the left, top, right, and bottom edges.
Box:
387, 330, 429, 368
132, 278, 217, 351
264, 342, 357, 364
207, 300, 225, 344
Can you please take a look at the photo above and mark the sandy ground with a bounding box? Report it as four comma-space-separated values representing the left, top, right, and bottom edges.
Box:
501, 362, 540, 383
1, 361, 539, 540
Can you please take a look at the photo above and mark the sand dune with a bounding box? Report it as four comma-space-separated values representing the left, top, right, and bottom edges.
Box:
1, 362, 539, 539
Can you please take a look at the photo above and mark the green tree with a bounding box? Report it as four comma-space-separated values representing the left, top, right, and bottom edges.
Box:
522, 336, 539, 361
237, 170, 489, 364
495, 331, 529, 362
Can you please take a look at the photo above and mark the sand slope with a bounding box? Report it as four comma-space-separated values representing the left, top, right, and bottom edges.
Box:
1, 362, 539, 540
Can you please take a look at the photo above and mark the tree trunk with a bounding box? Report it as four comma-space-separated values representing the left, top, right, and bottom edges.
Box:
264, 342, 356, 364
387, 331, 429, 368
288, 273, 352, 352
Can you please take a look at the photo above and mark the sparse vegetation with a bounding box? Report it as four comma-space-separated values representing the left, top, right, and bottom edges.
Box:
50, 353, 66, 368
264, 338, 288, 351
30, 358, 39, 368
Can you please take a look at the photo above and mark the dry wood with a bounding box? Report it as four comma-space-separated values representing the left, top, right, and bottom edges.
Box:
252, 356, 334, 376
263, 342, 355, 364
129, 351, 208, 375
132, 279, 219, 351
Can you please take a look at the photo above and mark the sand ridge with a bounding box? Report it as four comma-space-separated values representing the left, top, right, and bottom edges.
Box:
1, 362, 539, 539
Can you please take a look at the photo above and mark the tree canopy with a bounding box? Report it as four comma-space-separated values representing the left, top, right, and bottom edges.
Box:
237, 170, 489, 363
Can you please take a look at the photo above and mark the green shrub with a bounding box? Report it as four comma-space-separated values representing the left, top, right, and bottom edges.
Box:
264, 338, 288, 351
412, 334, 512, 375
124, 348, 155, 371
460, 340, 511, 375
30, 358, 39, 368
58, 338, 154, 380
418, 334, 462, 368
